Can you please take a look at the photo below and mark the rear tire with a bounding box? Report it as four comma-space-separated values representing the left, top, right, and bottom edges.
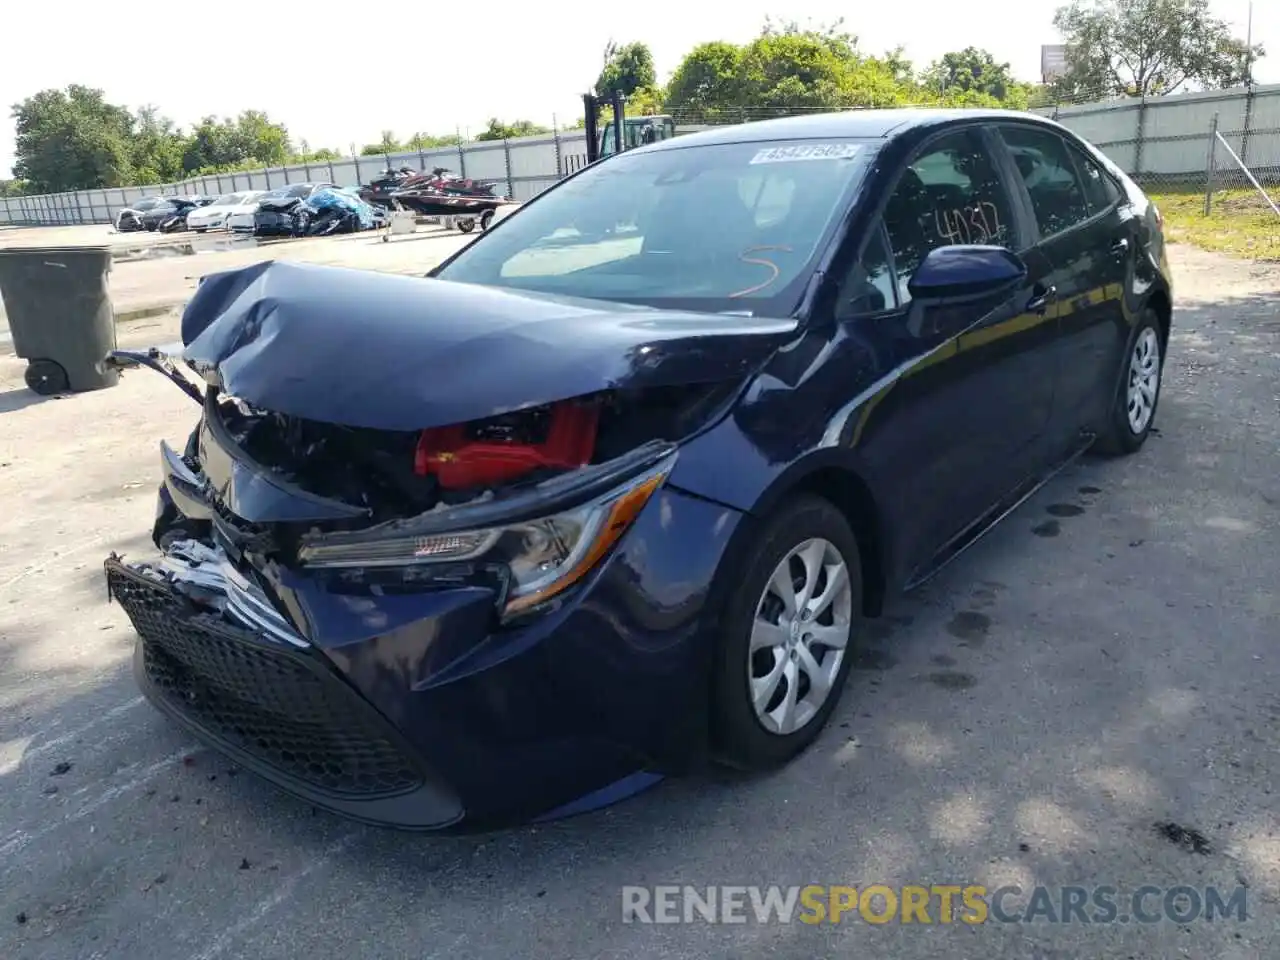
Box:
1093, 310, 1164, 456
712, 495, 863, 771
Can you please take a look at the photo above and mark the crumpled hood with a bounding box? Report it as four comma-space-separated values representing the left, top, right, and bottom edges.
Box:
180, 260, 797, 431
257, 196, 302, 212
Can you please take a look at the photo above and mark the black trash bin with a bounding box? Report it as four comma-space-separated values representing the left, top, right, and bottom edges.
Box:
0, 245, 119, 395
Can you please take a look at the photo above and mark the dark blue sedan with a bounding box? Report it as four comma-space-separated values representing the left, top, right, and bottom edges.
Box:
103, 108, 1173, 830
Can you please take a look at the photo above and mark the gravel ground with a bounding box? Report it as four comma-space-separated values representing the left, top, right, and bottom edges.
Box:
0, 243, 1277, 960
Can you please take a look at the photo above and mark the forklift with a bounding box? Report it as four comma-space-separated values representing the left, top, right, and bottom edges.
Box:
582, 91, 677, 164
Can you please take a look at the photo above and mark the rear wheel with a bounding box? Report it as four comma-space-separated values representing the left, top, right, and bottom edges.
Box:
480, 209, 494, 231
1094, 311, 1164, 456
712, 495, 862, 770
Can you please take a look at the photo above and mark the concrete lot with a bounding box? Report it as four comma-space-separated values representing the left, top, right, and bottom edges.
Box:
0, 223, 478, 339
0, 240, 1277, 960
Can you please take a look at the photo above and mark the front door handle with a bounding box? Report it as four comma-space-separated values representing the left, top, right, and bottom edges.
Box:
1026, 285, 1056, 314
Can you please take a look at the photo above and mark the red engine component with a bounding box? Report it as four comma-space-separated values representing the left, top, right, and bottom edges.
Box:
414, 400, 600, 490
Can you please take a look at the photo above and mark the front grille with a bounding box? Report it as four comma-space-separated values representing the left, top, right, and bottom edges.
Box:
107, 563, 423, 798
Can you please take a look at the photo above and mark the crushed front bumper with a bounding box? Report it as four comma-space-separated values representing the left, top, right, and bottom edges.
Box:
106, 469, 744, 829
105, 541, 465, 829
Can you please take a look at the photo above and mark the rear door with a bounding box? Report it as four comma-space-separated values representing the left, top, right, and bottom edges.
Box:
830, 125, 1054, 574
993, 123, 1135, 452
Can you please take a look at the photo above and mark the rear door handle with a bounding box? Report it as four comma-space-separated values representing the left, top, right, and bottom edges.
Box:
1026, 285, 1056, 314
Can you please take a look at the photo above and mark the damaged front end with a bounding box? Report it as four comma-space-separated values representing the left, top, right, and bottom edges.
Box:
103, 260, 787, 827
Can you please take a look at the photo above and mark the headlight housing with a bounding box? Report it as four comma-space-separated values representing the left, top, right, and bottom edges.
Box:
296, 454, 675, 617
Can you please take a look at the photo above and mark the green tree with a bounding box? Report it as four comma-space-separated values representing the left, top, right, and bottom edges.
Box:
10, 85, 135, 191
474, 118, 551, 141
1052, 0, 1265, 99
922, 47, 1017, 100
130, 105, 186, 184
665, 21, 911, 121
0, 179, 28, 197
596, 41, 657, 98
665, 41, 747, 119
232, 110, 291, 164
407, 131, 463, 149
360, 131, 402, 155
182, 111, 291, 173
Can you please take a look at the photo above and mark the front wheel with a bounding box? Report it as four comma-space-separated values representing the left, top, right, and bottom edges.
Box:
712, 495, 863, 771
456, 217, 476, 234
1093, 311, 1165, 456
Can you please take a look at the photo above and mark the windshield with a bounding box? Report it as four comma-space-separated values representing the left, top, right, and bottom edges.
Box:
287, 184, 314, 197
433, 138, 875, 315
213, 193, 245, 205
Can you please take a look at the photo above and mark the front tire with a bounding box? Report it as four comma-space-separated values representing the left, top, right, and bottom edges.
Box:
712, 495, 862, 771
1094, 310, 1165, 456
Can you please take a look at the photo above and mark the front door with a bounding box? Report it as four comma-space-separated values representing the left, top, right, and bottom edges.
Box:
831, 126, 1057, 577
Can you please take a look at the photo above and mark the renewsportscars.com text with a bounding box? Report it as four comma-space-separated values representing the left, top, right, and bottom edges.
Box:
621, 884, 1248, 925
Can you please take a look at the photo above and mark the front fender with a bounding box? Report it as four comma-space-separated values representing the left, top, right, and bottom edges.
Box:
669, 400, 878, 517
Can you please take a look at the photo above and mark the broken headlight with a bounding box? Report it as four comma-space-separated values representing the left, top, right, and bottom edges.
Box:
296, 456, 674, 616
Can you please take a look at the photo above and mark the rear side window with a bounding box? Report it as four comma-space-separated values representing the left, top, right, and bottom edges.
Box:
999, 125, 1092, 237
882, 128, 1016, 303
1068, 143, 1120, 213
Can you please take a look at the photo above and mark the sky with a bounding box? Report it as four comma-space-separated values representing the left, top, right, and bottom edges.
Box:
1, 0, 1274, 179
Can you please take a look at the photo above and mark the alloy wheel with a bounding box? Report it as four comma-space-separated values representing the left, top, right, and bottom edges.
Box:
1127, 327, 1161, 435
749, 538, 853, 736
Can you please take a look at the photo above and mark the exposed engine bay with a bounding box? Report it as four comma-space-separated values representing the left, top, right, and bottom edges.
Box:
211, 381, 736, 522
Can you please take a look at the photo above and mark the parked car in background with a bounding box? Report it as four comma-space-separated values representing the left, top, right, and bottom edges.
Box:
227, 184, 333, 236
104, 109, 1172, 831
187, 191, 265, 232
140, 196, 215, 233
252, 183, 337, 236
115, 196, 173, 232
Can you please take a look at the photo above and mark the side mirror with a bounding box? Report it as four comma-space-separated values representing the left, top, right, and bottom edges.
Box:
906, 245, 1027, 303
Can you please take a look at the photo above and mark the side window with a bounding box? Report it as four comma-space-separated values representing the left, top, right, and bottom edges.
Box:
883, 129, 1016, 304
1066, 143, 1115, 216
837, 225, 897, 317
1000, 125, 1093, 238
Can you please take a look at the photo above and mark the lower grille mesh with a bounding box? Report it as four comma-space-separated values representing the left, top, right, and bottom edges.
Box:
107, 563, 422, 798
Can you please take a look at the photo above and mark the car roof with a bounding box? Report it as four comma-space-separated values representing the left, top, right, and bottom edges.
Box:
644, 108, 1063, 150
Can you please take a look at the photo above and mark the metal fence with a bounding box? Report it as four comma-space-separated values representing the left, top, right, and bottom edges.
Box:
0, 129, 593, 227
1031, 82, 1280, 197
3, 82, 1279, 227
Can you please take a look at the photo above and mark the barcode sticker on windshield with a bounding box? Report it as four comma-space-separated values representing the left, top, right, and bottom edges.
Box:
749, 144, 862, 164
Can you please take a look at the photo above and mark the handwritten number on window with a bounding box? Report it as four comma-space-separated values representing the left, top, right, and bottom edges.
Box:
933, 202, 1003, 245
